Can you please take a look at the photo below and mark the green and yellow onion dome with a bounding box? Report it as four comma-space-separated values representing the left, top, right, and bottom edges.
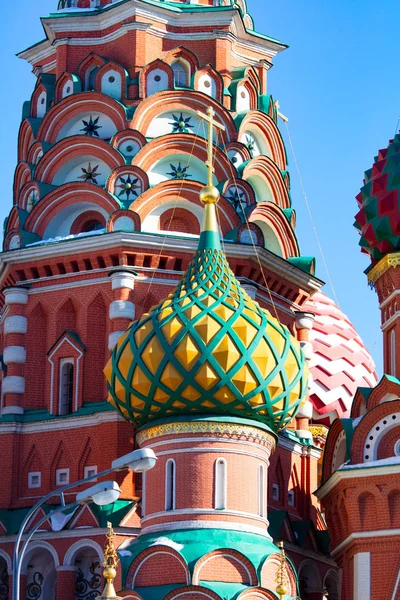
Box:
104, 185, 308, 432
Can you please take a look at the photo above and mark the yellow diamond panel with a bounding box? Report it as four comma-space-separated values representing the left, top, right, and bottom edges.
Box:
195, 362, 220, 390
161, 362, 184, 390
212, 334, 241, 372
232, 316, 257, 348
134, 318, 153, 347
154, 388, 170, 403
251, 338, 276, 379
268, 373, 284, 401
231, 364, 258, 396
117, 344, 134, 380
194, 315, 221, 343
181, 385, 201, 400
214, 385, 235, 403
131, 366, 151, 396
142, 336, 164, 375
162, 316, 183, 343
266, 323, 286, 356
174, 335, 200, 370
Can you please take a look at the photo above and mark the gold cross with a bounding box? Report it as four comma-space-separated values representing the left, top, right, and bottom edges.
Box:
274, 99, 288, 123
197, 106, 226, 187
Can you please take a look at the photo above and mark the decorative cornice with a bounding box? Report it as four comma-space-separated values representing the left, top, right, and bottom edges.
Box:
136, 419, 276, 449
367, 252, 400, 285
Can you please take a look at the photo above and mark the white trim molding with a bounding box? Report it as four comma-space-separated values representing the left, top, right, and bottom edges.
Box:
141, 519, 272, 539
332, 528, 400, 557
316, 463, 400, 500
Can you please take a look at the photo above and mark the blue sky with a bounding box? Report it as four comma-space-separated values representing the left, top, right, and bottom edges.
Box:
2, 0, 399, 375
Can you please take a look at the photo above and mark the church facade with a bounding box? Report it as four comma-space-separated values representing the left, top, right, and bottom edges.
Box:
0, 1, 395, 599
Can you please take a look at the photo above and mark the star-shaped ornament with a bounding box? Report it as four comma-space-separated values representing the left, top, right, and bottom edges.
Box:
227, 188, 245, 213
166, 162, 192, 180
80, 116, 102, 137
78, 163, 102, 185
245, 134, 256, 157
169, 113, 194, 134
116, 174, 141, 201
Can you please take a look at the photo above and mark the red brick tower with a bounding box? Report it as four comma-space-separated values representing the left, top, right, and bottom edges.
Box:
0, 1, 372, 598
318, 133, 400, 600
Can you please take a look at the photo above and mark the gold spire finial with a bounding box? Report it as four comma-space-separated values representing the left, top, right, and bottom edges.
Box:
275, 541, 288, 600
96, 522, 121, 600
197, 106, 225, 204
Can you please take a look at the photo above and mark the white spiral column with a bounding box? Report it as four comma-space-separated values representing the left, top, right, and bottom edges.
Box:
2, 287, 29, 415
108, 270, 136, 350
294, 310, 315, 440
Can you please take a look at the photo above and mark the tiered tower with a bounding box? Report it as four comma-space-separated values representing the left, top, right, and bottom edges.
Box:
318, 134, 400, 600
0, 1, 377, 599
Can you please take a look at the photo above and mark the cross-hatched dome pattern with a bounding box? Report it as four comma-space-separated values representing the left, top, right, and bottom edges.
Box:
105, 192, 308, 432
303, 291, 377, 424
354, 133, 400, 261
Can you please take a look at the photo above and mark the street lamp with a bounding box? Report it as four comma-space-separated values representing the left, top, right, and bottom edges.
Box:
13, 448, 157, 600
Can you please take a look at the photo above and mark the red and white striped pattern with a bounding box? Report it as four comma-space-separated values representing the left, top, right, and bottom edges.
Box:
304, 292, 378, 424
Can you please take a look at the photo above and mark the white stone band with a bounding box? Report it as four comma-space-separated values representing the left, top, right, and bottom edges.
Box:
4, 316, 28, 335
4, 289, 29, 306
241, 284, 257, 299
110, 273, 136, 291
2, 376, 25, 394
297, 399, 313, 419
300, 341, 313, 359
1, 406, 24, 416
3, 346, 27, 365
296, 429, 313, 440
109, 300, 135, 320
295, 312, 315, 330
108, 331, 126, 350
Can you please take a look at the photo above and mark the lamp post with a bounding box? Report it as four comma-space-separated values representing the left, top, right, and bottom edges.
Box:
13, 448, 156, 600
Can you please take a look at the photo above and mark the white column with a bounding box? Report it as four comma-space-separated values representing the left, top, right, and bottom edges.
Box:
353, 552, 370, 600
108, 270, 136, 350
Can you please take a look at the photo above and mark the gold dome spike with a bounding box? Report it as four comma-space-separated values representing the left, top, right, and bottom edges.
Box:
275, 541, 288, 600
197, 107, 226, 240
96, 522, 121, 600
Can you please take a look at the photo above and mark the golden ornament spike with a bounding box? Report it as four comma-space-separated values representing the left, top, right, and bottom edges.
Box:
96, 522, 122, 600
197, 106, 225, 187
275, 541, 288, 600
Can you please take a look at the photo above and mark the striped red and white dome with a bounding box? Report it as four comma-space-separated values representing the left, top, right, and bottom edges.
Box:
303, 291, 378, 424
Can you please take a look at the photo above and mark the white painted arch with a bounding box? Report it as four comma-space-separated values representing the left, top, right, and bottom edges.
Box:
0, 549, 12, 572
64, 538, 104, 566
22, 540, 60, 570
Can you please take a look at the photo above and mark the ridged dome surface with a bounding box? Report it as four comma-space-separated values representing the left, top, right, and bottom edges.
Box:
303, 291, 378, 424
354, 133, 400, 260
105, 195, 308, 432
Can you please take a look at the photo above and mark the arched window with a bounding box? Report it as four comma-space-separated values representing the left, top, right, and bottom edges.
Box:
81, 220, 104, 233
85, 67, 98, 91
258, 464, 265, 517
172, 61, 189, 87
165, 459, 176, 511
214, 458, 227, 510
59, 360, 74, 415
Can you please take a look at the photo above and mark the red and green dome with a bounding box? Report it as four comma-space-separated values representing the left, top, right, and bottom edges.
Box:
354, 132, 400, 261
104, 188, 308, 432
